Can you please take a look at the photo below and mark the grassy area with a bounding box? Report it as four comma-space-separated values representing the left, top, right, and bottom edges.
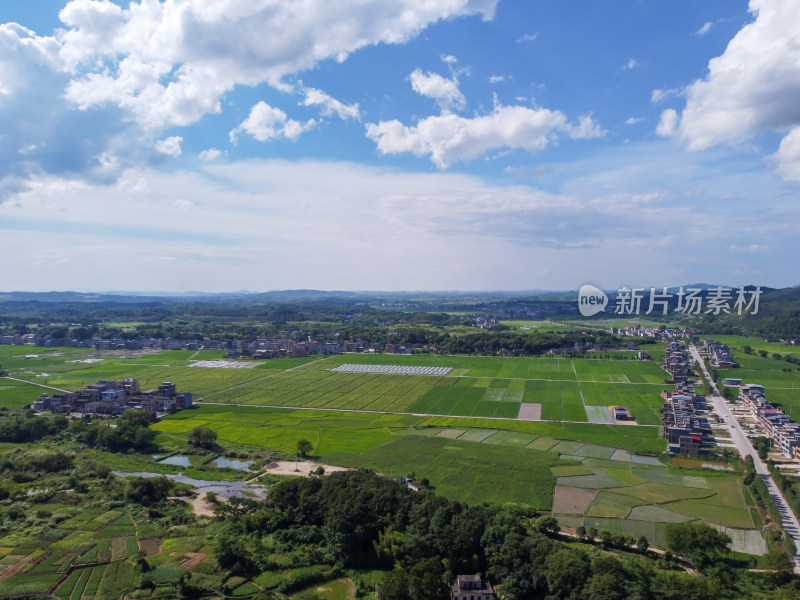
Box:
325, 435, 561, 509
2, 347, 674, 439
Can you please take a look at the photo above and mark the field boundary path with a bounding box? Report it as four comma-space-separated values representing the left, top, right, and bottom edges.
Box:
571, 361, 588, 412
1, 375, 71, 394
689, 343, 800, 573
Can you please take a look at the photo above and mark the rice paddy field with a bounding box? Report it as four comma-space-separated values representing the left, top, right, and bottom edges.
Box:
155, 405, 766, 554
2, 345, 672, 428
551, 453, 765, 554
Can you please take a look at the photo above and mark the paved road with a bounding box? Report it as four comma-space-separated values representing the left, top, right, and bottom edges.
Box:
689, 344, 800, 572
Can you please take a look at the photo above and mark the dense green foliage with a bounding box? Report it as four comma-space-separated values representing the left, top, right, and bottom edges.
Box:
210, 470, 791, 600
71, 409, 157, 452
0, 407, 68, 442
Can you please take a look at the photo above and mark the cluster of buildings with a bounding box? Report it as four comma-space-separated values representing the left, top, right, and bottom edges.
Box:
661, 342, 708, 454
32, 379, 192, 417
704, 338, 736, 368
737, 384, 800, 461
247, 339, 426, 359
609, 326, 692, 340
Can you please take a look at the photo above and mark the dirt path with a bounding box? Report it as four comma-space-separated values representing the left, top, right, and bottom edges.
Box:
1, 375, 71, 394
170, 495, 216, 517
262, 460, 351, 477
182, 552, 207, 570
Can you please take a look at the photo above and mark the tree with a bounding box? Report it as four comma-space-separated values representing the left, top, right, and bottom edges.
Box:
124, 476, 172, 505
379, 566, 409, 600
534, 515, 560, 535
297, 439, 313, 458
408, 557, 448, 600
582, 572, 627, 600
189, 426, 217, 449
637, 535, 649, 554
576, 525, 587, 540
664, 522, 731, 565
214, 531, 255, 575
545, 549, 590, 599
766, 546, 794, 573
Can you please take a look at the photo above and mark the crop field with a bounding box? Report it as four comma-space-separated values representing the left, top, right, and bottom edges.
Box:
716, 351, 800, 418
4, 347, 676, 434
324, 435, 562, 508
0, 497, 227, 600
551, 455, 764, 553
157, 405, 665, 456
712, 335, 800, 358
0, 504, 142, 598
153, 405, 668, 518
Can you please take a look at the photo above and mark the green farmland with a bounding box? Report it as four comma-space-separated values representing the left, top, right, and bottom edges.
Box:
716, 352, 800, 419
152, 405, 765, 555
3, 346, 672, 428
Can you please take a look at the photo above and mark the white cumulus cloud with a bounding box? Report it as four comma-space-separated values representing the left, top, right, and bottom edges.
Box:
366, 104, 604, 168
409, 69, 466, 112
153, 136, 183, 157
58, 0, 498, 131
0, 0, 499, 195
674, 0, 800, 160
198, 148, 222, 161
771, 126, 800, 182
656, 109, 679, 137
302, 88, 360, 120
230, 101, 316, 143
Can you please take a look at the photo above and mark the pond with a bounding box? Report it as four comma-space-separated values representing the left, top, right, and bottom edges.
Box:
158, 455, 192, 467
112, 471, 267, 501
213, 457, 253, 471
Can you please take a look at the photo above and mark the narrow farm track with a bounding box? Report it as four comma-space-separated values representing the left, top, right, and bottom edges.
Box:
571, 361, 588, 412
1, 375, 71, 393
451, 374, 665, 386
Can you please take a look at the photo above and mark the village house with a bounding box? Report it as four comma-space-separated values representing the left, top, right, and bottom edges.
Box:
32, 379, 192, 418
450, 575, 495, 600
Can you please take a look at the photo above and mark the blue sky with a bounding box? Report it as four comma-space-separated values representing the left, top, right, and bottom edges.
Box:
1, 0, 799, 292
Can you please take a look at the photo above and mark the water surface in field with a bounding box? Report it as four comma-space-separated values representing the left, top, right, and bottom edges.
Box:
112, 470, 266, 501
213, 457, 253, 471
158, 455, 192, 467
